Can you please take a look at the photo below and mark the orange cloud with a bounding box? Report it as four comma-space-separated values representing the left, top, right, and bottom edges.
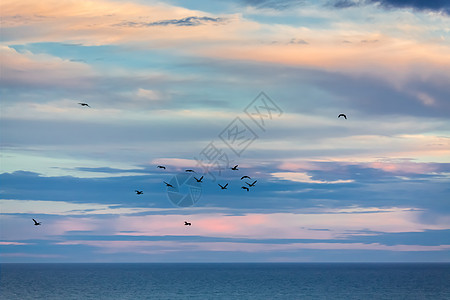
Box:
0, 46, 94, 88
0, 0, 240, 45
3, 0, 449, 83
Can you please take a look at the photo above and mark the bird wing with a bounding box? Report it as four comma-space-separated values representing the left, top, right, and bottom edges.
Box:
199, 176, 203, 180
224, 183, 228, 187
32, 219, 37, 224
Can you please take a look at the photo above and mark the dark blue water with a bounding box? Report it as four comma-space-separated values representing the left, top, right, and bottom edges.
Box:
1, 263, 449, 299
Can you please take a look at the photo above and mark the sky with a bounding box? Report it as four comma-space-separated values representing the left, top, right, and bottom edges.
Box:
1, 0, 450, 263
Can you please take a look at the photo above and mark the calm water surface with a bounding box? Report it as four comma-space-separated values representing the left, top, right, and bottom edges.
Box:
1, 263, 449, 299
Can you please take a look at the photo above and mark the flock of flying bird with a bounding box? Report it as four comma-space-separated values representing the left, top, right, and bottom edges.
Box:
31, 102, 347, 227
157, 164, 257, 192
156, 164, 258, 225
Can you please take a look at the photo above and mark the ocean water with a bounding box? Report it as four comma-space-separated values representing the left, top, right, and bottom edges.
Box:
1, 263, 449, 299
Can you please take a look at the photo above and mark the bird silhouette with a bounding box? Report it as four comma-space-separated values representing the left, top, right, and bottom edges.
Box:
185, 169, 195, 173
194, 176, 204, 183
78, 102, 90, 107
135, 190, 143, 195
231, 165, 239, 170
32, 219, 41, 226
163, 181, 174, 188
338, 113, 347, 119
184, 221, 191, 226
157, 165, 166, 169
241, 186, 249, 191
241, 176, 251, 180
218, 183, 228, 190
246, 180, 257, 187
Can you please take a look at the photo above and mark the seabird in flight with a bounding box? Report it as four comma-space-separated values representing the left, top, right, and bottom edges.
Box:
194, 176, 204, 183
240, 176, 251, 180
157, 165, 166, 169
135, 190, 143, 195
246, 180, 257, 187
78, 102, 91, 107
218, 183, 228, 190
231, 165, 239, 170
32, 219, 41, 226
338, 113, 347, 119
184, 221, 191, 226
163, 181, 174, 188
241, 186, 249, 191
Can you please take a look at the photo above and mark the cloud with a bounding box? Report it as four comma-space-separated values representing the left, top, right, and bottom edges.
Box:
111, 209, 450, 240
0, 242, 31, 245
53, 240, 450, 254
1, 0, 239, 46
331, 0, 450, 13
0, 46, 95, 89
0, 253, 64, 258
367, 160, 449, 174
370, 0, 450, 14
241, 0, 304, 9
74, 167, 150, 175
288, 38, 308, 44
0, 199, 167, 216
1, 0, 449, 263
271, 172, 354, 184
116, 16, 226, 27
136, 88, 165, 101
151, 158, 202, 169
332, 0, 362, 8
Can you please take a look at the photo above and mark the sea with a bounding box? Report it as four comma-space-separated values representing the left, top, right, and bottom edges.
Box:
1, 263, 449, 299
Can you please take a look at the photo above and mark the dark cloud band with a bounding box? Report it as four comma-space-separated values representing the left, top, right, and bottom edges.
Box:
116, 16, 225, 27
332, 0, 450, 13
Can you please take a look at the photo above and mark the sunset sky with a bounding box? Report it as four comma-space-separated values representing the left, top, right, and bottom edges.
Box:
1, 0, 450, 262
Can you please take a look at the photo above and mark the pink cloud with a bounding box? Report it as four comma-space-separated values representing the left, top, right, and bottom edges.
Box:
112, 208, 450, 240
368, 161, 438, 174
151, 158, 199, 169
